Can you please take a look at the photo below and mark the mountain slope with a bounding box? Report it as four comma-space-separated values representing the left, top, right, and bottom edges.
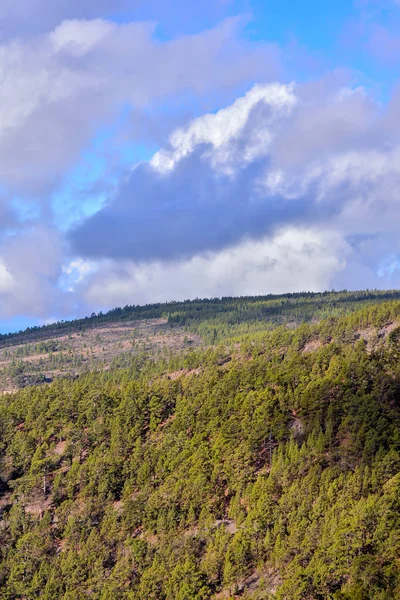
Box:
2, 289, 400, 393
0, 295, 400, 598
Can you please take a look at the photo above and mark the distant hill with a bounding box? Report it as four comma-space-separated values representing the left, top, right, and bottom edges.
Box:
1, 292, 400, 598
3, 289, 400, 345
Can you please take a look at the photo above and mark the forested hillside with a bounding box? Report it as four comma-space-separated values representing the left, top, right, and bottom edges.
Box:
1, 294, 400, 598
2, 289, 400, 393
2, 289, 400, 345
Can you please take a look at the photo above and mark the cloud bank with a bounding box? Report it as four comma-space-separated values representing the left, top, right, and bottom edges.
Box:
0, 2, 400, 324
69, 79, 400, 311
82, 227, 350, 308
0, 16, 279, 195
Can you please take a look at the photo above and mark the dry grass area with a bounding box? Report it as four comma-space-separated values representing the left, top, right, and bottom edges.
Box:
0, 318, 201, 393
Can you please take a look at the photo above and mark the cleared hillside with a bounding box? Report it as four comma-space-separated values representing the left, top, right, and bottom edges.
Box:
0, 318, 200, 394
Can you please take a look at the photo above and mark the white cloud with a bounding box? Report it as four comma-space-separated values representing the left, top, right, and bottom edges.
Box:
82, 227, 350, 309
61, 258, 98, 291
151, 83, 296, 173
0, 227, 72, 318
0, 259, 14, 293
50, 18, 116, 54
72, 79, 400, 263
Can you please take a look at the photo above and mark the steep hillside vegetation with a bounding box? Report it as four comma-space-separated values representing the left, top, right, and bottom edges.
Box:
2, 289, 400, 393
1, 294, 400, 598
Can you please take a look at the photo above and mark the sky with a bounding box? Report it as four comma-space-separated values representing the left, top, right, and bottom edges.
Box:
1, 0, 400, 332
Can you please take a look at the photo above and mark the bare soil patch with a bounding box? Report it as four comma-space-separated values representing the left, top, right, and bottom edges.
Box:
0, 318, 202, 392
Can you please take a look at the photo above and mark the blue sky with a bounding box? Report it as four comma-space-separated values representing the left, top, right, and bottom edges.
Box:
1, 0, 400, 333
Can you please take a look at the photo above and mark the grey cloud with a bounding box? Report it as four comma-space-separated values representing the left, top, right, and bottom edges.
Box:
70, 81, 400, 265
0, 196, 20, 235
271, 76, 378, 168
0, 17, 280, 195
342, 2, 400, 66
0, 0, 242, 40
0, 226, 74, 318
0, 1, 136, 39
2, 0, 400, 319
367, 25, 400, 63
70, 146, 312, 262
0, 12, 282, 320
332, 232, 400, 291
